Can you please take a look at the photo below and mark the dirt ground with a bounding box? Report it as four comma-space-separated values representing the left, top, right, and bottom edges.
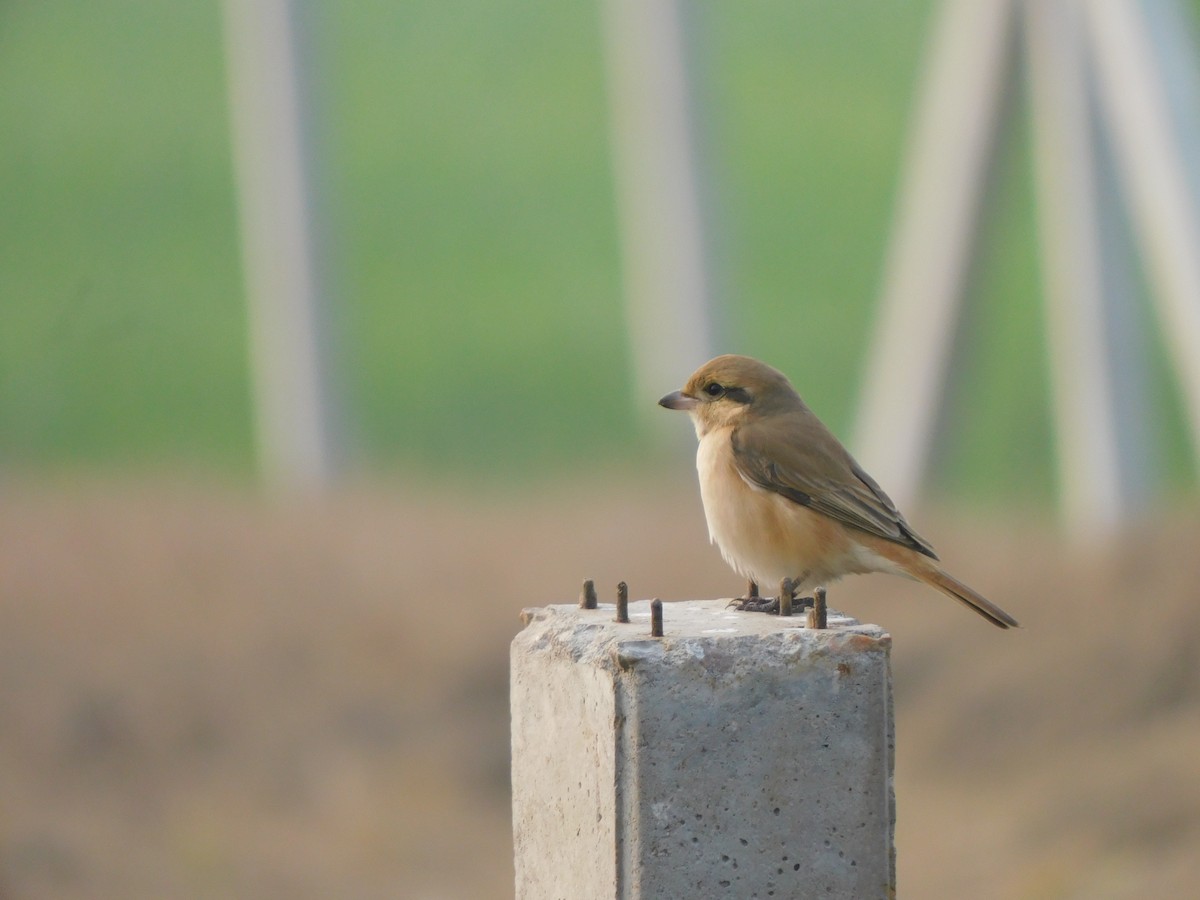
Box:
0, 475, 1197, 899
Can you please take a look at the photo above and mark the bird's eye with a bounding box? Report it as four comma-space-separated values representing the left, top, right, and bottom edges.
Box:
703, 382, 725, 398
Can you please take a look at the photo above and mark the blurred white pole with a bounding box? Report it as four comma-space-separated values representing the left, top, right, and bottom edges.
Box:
222, 0, 342, 487
1085, 0, 1200, 471
853, 0, 1016, 509
1024, 0, 1145, 534
601, 0, 718, 425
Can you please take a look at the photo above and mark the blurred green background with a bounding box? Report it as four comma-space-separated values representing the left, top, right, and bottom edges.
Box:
4, 0, 1194, 503
4, 5, 1200, 899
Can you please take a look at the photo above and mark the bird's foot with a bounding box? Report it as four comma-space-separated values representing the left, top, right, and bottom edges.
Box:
728, 580, 774, 612
729, 595, 779, 614
727, 594, 817, 614
729, 580, 819, 614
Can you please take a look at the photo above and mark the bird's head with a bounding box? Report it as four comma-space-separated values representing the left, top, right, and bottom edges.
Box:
658, 354, 803, 437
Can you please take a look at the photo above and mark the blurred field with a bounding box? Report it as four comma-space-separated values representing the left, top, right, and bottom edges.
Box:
4, 3, 1200, 895
5, 0, 1153, 503
1, 477, 1198, 899
0, 3, 934, 472
4, 0, 1200, 505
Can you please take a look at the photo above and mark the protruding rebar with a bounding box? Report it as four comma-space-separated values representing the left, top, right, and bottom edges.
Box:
580, 579, 598, 609
807, 586, 828, 629
778, 577, 793, 617
650, 599, 663, 637
616, 581, 630, 623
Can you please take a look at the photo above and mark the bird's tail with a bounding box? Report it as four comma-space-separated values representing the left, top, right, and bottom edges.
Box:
918, 564, 1019, 629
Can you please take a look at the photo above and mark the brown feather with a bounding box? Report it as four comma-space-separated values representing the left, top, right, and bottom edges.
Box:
863, 535, 1020, 629
731, 414, 936, 558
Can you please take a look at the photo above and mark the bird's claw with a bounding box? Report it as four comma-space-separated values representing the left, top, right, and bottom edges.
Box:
728, 594, 817, 615
729, 595, 779, 614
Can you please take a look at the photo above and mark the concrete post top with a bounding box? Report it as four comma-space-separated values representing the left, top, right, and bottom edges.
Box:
513, 598, 896, 898
516, 599, 890, 675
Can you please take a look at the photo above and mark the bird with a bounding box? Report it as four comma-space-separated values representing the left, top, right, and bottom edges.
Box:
659, 354, 1019, 629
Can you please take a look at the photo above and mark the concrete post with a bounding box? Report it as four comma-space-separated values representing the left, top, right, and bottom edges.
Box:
511, 598, 895, 900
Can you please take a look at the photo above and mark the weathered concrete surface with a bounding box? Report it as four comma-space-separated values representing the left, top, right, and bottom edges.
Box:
511, 599, 895, 900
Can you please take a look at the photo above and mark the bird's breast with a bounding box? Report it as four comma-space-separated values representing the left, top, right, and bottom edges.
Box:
695, 428, 866, 589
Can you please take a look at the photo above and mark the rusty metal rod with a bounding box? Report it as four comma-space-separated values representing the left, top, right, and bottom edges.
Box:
580, 579, 598, 610
808, 586, 828, 629
779, 577, 793, 617
616, 581, 630, 623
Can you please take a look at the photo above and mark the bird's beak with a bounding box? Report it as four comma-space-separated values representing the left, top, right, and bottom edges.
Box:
658, 390, 698, 411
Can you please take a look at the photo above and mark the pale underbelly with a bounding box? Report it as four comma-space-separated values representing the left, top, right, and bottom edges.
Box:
696, 431, 903, 591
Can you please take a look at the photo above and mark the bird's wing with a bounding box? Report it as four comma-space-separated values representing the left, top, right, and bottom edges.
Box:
730, 415, 938, 559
